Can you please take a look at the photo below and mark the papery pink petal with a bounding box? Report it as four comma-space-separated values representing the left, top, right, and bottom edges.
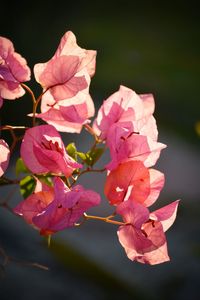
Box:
106, 124, 166, 170
34, 79, 94, 133
35, 56, 88, 101
21, 125, 81, 176
34, 31, 96, 105
33, 178, 101, 234
137, 115, 158, 141
143, 169, 165, 207
139, 93, 155, 116
93, 85, 144, 140
13, 179, 54, 224
140, 221, 169, 264
117, 199, 169, 265
53, 31, 96, 77
116, 200, 149, 228
117, 225, 153, 262
150, 200, 180, 232
0, 139, 10, 176
0, 36, 30, 100
104, 161, 150, 206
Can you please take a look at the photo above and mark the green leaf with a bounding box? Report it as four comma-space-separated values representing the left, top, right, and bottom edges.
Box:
16, 158, 30, 176
66, 143, 77, 160
76, 151, 87, 161
86, 147, 105, 166
20, 175, 36, 198
37, 175, 53, 187
76, 148, 104, 166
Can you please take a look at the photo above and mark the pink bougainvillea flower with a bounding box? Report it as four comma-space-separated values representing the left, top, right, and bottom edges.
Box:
13, 178, 54, 225
116, 199, 179, 265
32, 177, 101, 235
0, 36, 30, 101
104, 160, 150, 206
0, 139, 10, 176
34, 79, 95, 133
21, 125, 81, 176
104, 160, 164, 207
93, 85, 157, 141
106, 124, 166, 170
34, 31, 96, 102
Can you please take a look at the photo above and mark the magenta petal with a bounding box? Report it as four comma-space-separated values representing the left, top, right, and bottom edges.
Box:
0, 139, 10, 176
116, 200, 149, 227
13, 179, 54, 224
0, 36, 30, 101
21, 125, 81, 176
33, 179, 101, 234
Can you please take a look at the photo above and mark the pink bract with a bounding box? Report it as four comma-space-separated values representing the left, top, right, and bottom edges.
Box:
93, 85, 157, 140
0, 36, 30, 101
104, 160, 164, 207
34, 78, 95, 133
34, 31, 96, 102
20, 125, 81, 176
13, 178, 54, 225
0, 139, 10, 176
104, 160, 150, 206
116, 199, 179, 265
106, 124, 166, 170
32, 177, 101, 235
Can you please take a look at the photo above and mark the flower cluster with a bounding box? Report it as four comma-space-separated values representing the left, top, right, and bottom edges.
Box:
0, 31, 179, 265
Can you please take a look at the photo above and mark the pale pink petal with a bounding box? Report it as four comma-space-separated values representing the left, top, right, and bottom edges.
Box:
35, 77, 94, 133
143, 169, 165, 207
35, 56, 88, 101
139, 93, 155, 116
150, 200, 180, 232
104, 160, 150, 206
93, 85, 144, 140
140, 221, 169, 264
0, 139, 10, 176
34, 31, 96, 106
53, 31, 96, 77
117, 200, 169, 265
137, 115, 158, 141
106, 124, 166, 170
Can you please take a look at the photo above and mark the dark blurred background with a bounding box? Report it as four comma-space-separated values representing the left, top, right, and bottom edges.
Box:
0, 1, 200, 299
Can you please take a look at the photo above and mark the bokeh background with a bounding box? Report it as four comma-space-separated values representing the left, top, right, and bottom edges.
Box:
0, 1, 200, 299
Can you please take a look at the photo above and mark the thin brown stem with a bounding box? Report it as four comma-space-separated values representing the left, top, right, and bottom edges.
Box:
0, 245, 49, 271
84, 124, 101, 143
21, 83, 36, 104
83, 213, 126, 226
32, 89, 48, 127
0, 125, 26, 154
